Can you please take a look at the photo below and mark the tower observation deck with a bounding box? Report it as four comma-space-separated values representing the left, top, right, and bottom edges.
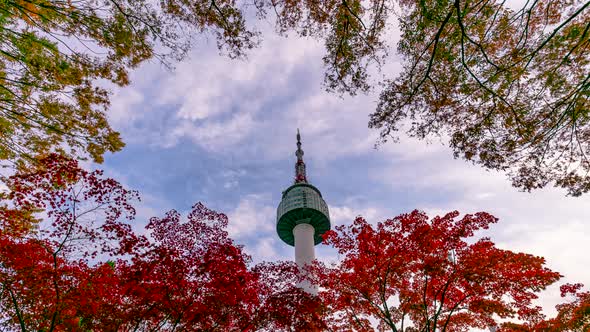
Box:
276, 130, 330, 293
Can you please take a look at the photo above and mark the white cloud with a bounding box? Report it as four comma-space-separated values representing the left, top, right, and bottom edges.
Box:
145, 33, 326, 150
279, 93, 380, 159
107, 28, 385, 162
169, 112, 257, 151
226, 194, 275, 239
225, 194, 294, 262
251, 236, 282, 261
221, 169, 246, 189
159, 55, 260, 121
108, 87, 145, 129
329, 205, 381, 225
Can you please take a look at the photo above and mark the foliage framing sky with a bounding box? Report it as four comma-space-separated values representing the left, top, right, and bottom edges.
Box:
98, 25, 589, 316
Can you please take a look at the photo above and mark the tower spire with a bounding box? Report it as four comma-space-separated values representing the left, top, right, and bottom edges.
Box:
295, 129, 307, 183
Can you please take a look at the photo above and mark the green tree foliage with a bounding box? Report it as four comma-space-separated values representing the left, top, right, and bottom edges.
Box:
0, 0, 258, 166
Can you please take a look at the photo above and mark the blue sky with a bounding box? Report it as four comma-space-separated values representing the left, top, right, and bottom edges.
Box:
97, 28, 589, 316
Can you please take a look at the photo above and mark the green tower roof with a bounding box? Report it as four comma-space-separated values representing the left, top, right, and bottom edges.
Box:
276, 130, 331, 246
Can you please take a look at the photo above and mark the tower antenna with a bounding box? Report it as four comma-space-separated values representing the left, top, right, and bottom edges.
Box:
294, 128, 307, 183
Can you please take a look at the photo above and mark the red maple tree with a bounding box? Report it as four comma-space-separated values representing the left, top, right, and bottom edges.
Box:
111, 203, 262, 330
252, 261, 327, 331
317, 210, 562, 331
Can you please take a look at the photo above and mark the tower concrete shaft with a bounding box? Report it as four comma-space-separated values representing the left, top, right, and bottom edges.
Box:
293, 223, 317, 294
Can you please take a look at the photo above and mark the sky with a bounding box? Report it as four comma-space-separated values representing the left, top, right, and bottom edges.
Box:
97, 23, 589, 318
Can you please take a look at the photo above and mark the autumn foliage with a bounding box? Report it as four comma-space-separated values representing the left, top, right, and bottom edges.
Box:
316, 211, 562, 331
0, 155, 587, 331
370, 0, 590, 196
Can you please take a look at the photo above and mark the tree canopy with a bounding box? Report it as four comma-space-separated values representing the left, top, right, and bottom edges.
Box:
315, 210, 563, 331
0, 0, 257, 166
2, 0, 587, 195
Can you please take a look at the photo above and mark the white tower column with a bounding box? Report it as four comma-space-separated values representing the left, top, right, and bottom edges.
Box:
293, 223, 317, 294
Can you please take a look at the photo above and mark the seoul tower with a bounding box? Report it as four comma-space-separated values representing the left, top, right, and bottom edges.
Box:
276, 130, 331, 294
